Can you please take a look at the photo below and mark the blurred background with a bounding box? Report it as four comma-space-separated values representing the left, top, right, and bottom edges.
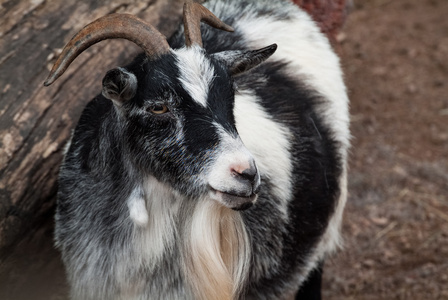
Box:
323, 0, 448, 299
1, 0, 447, 299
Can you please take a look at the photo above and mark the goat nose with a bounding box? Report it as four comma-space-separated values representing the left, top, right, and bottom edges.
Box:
231, 162, 259, 189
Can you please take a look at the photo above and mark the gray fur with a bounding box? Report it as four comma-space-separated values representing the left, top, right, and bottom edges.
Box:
55, 0, 350, 299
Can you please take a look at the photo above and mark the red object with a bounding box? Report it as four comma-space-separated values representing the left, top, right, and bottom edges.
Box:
291, 0, 348, 43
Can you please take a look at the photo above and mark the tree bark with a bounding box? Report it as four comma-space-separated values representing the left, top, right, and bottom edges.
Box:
0, 0, 185, 256
292, 0, 351, 44
0, 0, 347, 298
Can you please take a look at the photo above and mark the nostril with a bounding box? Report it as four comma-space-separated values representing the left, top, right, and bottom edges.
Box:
240, 167, 257, 182
232, 165, 258, 185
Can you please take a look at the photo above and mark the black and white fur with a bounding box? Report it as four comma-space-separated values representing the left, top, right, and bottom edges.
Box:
55, 0, 350, 299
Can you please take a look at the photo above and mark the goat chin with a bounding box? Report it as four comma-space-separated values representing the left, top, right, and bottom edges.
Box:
182, 199, 251, 300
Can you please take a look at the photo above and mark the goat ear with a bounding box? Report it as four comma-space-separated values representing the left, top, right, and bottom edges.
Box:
102, 67, 137, 105
213, 44, 277, 76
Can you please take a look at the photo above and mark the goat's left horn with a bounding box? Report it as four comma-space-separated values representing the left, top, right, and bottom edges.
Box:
44, 13, 170, 86
183, 0, 234, 48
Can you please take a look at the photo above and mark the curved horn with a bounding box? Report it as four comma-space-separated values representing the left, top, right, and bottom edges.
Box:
183, 0, 234, 48
44, 13, 170, 86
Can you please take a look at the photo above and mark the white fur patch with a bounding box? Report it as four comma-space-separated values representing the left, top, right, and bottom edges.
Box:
236, 10, 350, 161
234, 90, 293, 218
128, 186, 149, 227
174, 46, 215, 107
132, 177, 181, 267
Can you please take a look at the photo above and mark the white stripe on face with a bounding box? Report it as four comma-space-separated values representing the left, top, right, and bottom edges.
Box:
174, 46, 215, 108
207, 124, 258, 197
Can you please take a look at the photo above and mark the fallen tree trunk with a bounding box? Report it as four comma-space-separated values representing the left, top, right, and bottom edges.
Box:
0, 0, 348, 298
0, 0, 185, 258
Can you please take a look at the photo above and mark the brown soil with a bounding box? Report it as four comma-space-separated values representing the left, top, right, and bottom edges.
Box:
1, 0, 447, 299
322, 0, 448, 299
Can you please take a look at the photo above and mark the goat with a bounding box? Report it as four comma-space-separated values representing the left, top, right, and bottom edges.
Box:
45, 0, 349, 299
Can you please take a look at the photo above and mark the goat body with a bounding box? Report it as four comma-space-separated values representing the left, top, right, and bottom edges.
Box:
53, 0, 349, 299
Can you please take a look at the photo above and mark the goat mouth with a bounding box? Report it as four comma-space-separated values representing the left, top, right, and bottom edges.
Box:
209, 189, 258, 211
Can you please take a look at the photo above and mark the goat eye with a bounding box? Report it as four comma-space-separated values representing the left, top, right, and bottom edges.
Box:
149, 104, 168, 114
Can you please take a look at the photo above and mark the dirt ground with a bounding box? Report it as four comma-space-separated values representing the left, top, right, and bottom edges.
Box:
1, 0, 447, 299
322, 0, 448, 299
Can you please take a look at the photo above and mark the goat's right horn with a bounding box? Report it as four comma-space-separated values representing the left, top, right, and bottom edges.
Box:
183, 0, 234, 48
44, 13, 170, 86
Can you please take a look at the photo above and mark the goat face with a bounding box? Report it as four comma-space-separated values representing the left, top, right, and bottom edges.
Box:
102, 45, 276, 210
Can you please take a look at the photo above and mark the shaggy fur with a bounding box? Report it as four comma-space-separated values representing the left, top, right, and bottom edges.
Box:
54, 0, 349, 299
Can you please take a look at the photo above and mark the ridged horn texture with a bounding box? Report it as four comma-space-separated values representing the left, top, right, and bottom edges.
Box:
183, 0, 234, 47
44, 13, 170, 86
